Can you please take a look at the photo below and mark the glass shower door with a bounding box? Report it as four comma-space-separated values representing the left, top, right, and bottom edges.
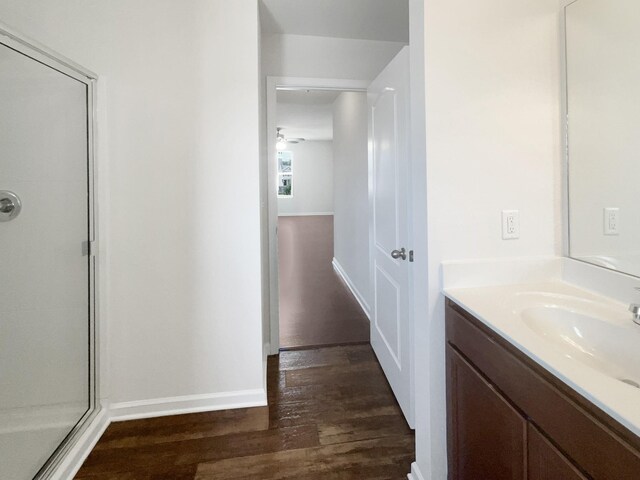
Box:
0, 40, 93, 479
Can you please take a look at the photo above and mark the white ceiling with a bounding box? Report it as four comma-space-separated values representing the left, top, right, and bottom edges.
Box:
260, 0, 409, 43
277, 89, 344, 141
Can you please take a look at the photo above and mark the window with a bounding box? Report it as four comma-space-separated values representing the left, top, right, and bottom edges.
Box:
277, 151, 293, 197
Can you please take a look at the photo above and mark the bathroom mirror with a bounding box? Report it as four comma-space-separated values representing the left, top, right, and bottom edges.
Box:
566, 0, 640, 277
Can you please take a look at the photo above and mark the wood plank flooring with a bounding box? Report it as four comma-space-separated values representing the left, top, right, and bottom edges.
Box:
75, 345, 414, 479
278, 216, 370, 349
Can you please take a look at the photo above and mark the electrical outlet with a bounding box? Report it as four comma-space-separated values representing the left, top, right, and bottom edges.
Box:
502, 210, 520, 240
604, 208, 620, 235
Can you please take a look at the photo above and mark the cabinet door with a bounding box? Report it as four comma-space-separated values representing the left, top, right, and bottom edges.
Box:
528, 423, 589, 480
447, 347, 526, 480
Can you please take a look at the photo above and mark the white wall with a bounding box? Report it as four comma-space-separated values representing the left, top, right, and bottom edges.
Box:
415, 0, 562, 478
332, 92, 371, 314
0, 0, 266, 412
277, 141, 334, 216
262, 33, 405, 80
566, 0, 640, 274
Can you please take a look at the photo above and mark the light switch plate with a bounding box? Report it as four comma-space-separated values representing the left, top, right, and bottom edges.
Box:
502, 210, 520, 240
604, 208, 620, 235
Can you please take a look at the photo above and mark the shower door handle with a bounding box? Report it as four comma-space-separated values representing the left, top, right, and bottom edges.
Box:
0, 198, 15, 213
0, 191, 21, 221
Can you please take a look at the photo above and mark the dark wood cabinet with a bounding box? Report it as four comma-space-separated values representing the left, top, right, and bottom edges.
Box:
446, 299, 640, 480
527, 423, 587, 480
448, 347, 526, 480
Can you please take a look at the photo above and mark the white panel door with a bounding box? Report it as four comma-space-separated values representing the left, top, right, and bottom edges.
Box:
368, 46, 413, 426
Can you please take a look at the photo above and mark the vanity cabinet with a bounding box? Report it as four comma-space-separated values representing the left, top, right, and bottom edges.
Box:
448, 347, 526, 480
527, 423, 587, 480
446, 299, 640, 480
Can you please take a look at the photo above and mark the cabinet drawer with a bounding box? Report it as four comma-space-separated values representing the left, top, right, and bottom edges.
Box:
446, 302, 640, 480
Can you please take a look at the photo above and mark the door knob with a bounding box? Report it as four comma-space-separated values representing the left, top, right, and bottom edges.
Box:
391, 248, 407, 261
0, 191, 21, 222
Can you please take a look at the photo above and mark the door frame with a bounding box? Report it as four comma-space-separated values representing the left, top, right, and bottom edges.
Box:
265, 76, 370, 355
0, 23, 103, 480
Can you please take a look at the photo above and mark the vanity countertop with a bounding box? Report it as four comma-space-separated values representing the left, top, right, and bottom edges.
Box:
444, 280, 640, 439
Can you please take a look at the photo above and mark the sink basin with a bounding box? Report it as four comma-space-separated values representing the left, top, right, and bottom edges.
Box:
521, 304, 640, 388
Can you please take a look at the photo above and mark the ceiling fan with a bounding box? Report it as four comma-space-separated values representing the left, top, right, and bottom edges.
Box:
277, 127, 305, 150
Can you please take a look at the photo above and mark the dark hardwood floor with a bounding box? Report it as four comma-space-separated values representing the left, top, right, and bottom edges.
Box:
278, 215, 370, 349
74, 345, 414, 479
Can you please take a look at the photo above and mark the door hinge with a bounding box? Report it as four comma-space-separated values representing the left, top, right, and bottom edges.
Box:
409, 250, 414, 262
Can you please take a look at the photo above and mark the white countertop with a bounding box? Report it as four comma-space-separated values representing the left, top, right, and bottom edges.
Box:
444, 280, 640, 438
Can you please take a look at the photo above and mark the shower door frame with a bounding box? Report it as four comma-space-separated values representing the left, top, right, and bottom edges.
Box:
0, 24, 101, 480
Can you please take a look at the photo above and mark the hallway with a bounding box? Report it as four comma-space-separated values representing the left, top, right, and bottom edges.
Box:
74, 345, 415, 479
278, 215, 370, 348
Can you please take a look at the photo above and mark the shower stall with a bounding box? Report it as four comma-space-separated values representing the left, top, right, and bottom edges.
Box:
0, 27, 98, 479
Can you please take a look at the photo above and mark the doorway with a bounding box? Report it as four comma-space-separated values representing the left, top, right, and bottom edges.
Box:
275, 88, 370, 349
266, 79, 371, 356
266, 48, 416, 426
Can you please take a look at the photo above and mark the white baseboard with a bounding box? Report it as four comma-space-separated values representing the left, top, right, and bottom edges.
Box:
109, 389, 268, 422
50, 406, 110, 480
332, 258, 371, 320
278, 212, 334, 217
407, 462, 426, 480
